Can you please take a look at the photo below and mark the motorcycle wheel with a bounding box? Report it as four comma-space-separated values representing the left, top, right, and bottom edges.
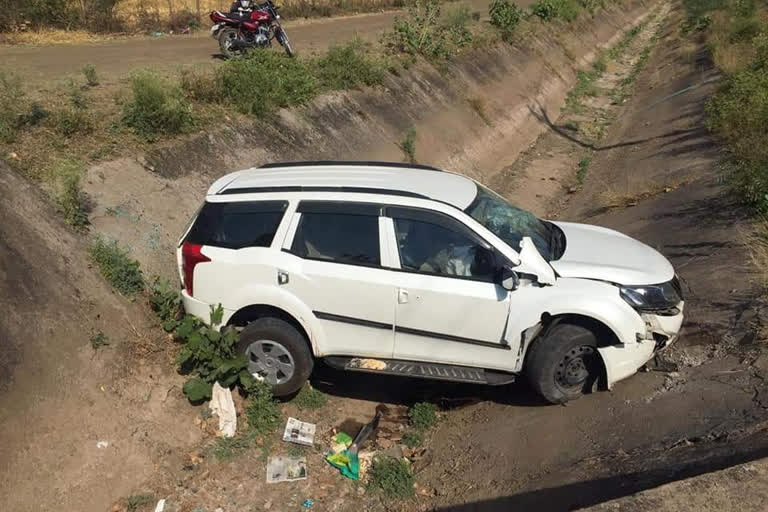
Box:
277, 28, 294, 58
218, 28, 241, 58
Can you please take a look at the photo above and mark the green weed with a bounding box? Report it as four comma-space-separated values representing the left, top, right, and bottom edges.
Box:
122, 70, 195, 139
0, 70, 25, 142
291, 384, 327, 410
23, 102, 50, 126
148, 277, 182, 331
399, 127, 417, 163
245, 378, 282, 437
69, 80, 87, 110
53, 160, 89, 229
89, 330, 110, 350
577, 155, 591, 183
409, 402, 437, 431
382, 0, 472, 60
52, 108, 92, 137
82, 64, 99, 87
368, 456, 415, 499
402, 430, 424, 447
532, 0, 581, 22
125, 494, 154, 512
212, 435, 252, 460
89, 236, 144, 296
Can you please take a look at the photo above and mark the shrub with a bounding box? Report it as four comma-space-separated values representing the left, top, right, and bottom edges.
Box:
442, 5, 474, 47
82, 64, 99, 87
122, 71, 195, 139
90, 330, 109, 349
89, 236, 145, 296
0, 70, 25, 142
168, 8, 200, 31
22, 102, 50, 126
368, 456, 415, 499
69, 80, 88, 110
489, 0, 525, 41
54, 160, 90, 229
532, 0, 580, 21
399, 127, 417, 163
408, 402, 437, 430
315, 39, 387, 90
214, 52, 317, 117
383, 0, 456, 60
402, 430, 423, 447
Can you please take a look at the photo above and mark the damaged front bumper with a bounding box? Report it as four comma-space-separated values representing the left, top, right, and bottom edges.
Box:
598, 302, 684, 389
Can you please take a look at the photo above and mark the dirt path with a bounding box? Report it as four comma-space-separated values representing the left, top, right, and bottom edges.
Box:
0, 0, 496, 84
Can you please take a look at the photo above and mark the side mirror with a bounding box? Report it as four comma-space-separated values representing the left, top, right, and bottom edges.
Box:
501, 265, 519, 291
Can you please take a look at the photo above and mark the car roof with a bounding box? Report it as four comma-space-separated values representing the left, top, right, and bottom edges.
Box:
207, 161, 479, 210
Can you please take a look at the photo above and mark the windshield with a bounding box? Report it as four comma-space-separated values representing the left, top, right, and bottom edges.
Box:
464, 184, 562, 261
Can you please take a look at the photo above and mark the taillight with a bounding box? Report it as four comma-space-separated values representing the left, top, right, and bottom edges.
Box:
181, 242, 210, 297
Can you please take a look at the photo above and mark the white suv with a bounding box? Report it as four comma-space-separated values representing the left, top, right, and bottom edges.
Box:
177, 162, 683, 403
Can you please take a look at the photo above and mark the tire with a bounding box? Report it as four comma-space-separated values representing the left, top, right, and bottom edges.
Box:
218, 28, 240, 58
277, 28, 294, 57
525, 322, 602, 404
237, 317, 313, 397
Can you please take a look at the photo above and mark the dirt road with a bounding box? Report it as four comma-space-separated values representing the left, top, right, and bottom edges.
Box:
0, 0, 495, 83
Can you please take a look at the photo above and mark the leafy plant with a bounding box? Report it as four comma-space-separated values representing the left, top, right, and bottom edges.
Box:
90, 330, 109, 350
149, 277, 182, 331
489, 0, 524, 41
577, 155, 591, 183
291, 384, 327, 410
409, 402, 437, 431
89, 236, 145, 296
52, 160, 90, 229
82, 63, 99, 87
315, 39, 387, 90
22, 102, 50, 127
176, 306, 248, 400
212, 435, 252, 460
122, 70, 195, 139
368, 456, 415, 499
399, 127, 417, 163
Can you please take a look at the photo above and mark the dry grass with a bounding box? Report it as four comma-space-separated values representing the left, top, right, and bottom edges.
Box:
0, 29, 125, 46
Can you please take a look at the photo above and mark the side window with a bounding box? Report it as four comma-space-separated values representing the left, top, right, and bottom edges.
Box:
393, 214, 496, 282
186, 201, 287, 249
291, 209, 381, 266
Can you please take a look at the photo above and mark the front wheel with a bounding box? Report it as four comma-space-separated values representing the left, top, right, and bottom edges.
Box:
276, 28, 294, 58
218, 27, 241, 58
525, 323, 602, 404
237, 317, 313, 397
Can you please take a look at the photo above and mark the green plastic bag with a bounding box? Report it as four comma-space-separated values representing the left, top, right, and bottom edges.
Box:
326, 450, 360, 480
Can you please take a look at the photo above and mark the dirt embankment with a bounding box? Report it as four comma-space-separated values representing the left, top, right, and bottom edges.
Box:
83, 0, 656, 279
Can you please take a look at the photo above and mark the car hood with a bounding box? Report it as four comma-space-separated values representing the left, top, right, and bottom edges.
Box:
550, 221, 674, 285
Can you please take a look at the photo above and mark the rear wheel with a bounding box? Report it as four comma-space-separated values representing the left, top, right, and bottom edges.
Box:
526, 323, 602, 404
218, 27, 241, 58
237, 317, 313, 397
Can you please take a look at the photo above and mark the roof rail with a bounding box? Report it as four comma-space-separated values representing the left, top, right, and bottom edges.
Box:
258, 160, 443, 172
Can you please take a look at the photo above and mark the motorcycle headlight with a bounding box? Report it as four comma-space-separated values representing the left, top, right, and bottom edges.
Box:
620, 278, 682, 311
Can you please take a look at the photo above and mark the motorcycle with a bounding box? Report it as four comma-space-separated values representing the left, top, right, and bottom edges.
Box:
209, 0, 294, 58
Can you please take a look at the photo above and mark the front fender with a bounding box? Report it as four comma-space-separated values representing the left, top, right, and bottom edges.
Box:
221, 285, 325, 356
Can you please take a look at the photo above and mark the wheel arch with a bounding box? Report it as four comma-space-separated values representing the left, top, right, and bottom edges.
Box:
227, 304, 315, 355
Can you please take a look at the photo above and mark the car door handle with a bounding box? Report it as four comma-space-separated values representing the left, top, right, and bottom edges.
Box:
398, 289, 409, 304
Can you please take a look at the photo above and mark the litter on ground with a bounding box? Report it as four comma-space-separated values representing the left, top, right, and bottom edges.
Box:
209, 382, 237, 438
282, 417, 316, 446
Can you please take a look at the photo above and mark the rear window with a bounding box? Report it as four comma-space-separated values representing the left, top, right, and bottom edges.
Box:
291, 212, 380, 266
185, 201, 287, 249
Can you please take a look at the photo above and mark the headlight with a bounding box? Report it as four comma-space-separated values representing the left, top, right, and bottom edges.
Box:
620, 279, 682, 311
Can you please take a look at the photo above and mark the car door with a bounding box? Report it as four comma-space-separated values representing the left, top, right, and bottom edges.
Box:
386, 206, 514, 370
281, 200, 395, 358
